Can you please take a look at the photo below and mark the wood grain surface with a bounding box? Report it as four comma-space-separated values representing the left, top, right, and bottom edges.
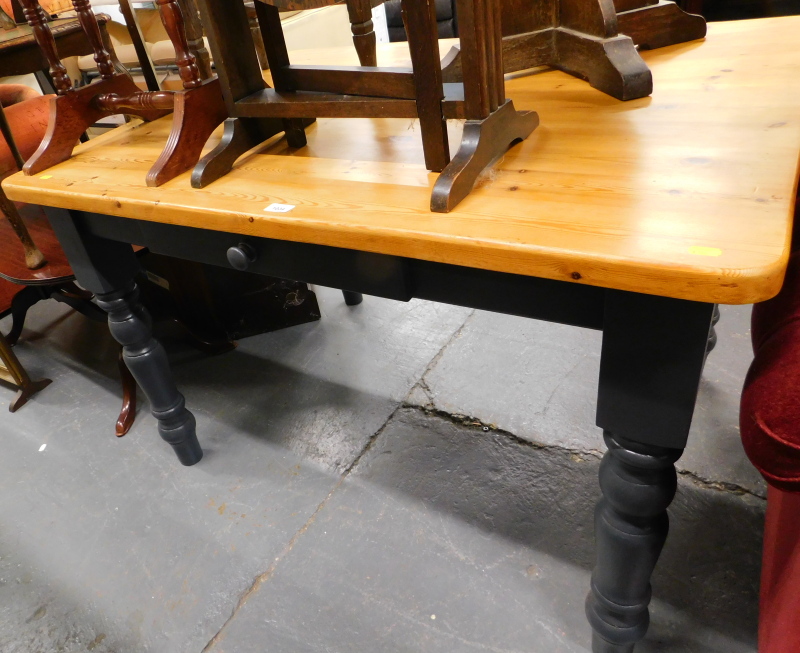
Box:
4, 18, 800, 304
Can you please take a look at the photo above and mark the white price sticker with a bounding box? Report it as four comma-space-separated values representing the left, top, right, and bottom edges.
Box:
264, 203, 295, 213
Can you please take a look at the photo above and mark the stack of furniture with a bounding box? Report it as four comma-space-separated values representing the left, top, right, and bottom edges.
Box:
190, 0, 539, 211
4, 18, 799, 652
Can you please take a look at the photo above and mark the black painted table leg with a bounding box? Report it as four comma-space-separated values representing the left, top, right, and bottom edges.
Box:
43, 207, 202, 466
589, 290, 714, 652
587, 432, 681, 652
95, 283, 202, 465
342, 290, 363, 306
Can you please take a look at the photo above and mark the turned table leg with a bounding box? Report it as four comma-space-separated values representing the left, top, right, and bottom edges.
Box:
95, 282, 201, 465
587, 432, 681, 652
44, 207, 202, 466
589, 290, 714, 652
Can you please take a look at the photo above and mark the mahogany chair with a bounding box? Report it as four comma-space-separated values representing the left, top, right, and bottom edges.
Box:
18, 0, 227, 187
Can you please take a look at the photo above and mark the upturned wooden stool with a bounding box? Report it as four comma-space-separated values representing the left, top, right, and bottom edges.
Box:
192, 0, 538, 212
18, 0, 227, 186
440, 0, 705, 101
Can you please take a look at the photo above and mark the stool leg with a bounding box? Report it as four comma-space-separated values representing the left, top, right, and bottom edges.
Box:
346, 0, 377, 67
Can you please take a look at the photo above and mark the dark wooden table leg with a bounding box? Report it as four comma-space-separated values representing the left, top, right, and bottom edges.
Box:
587, 290, 714, 652
342, 290, 363, 305
44, 207, 202, 466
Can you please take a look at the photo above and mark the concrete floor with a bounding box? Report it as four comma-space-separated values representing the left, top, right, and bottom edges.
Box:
0, 287, 763, 653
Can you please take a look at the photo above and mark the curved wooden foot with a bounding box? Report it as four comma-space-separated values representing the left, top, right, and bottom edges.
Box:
9, 377, 52, 412
7, 285, 44, 347
191, 117, 285, 188
23, 75, 172, 176
554, 29, 652, 101
616, 0, 706, 51
116, 347, 136, 436
585, 432, 682, 652
1, 331, 51, 412
146, 78, 228, 187
431, 100, 538, 213
96, 282, 202, 465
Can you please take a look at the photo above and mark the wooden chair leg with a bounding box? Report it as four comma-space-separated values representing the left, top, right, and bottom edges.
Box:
0, 332, 51, 412
6, 286, 45, 347
401, 0, 449, 172
116, 347, 136, 436
1, 188, 46, 269
346, 0, 378, 66
9, 377, 52, 412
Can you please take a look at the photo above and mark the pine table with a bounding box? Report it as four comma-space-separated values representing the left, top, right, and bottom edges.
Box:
5, 17, 800, 652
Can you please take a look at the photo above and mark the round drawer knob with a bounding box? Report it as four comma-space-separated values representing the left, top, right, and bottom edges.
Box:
226, 243, 258, 271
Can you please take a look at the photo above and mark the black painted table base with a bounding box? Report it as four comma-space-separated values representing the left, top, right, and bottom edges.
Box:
44, 206, 715, 653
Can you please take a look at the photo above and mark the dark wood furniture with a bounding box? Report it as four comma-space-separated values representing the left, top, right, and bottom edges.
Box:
117, 0, 213, 92
258, 0, 382, 67
5, 18, 799, 653
0, 279, 51, 412
18, 0, 227, 187
192, 0, 537, 212
438, 0, 705, 101
0, 13, 118, 93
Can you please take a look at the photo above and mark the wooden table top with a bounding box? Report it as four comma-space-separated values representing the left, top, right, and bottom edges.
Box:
5, 17, 800, 304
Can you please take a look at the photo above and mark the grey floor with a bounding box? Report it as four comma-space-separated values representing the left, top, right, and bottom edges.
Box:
0, 287, 764, 653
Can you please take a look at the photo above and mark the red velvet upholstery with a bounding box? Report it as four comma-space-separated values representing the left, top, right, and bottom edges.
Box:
759, 486, 800, 653
742, 245, 800, 491
0, 85, 53, 180
740, 194, 800, 653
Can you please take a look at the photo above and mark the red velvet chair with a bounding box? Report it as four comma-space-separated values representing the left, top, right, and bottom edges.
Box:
740, 199, 800, 653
